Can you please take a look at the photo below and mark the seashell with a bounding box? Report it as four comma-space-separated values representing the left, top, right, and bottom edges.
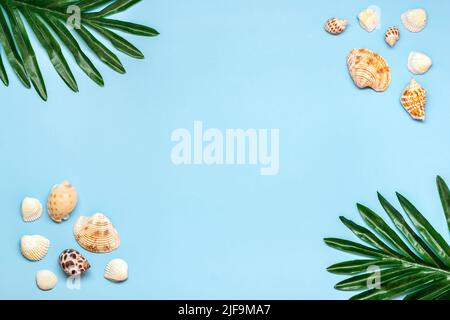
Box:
401, 79, 427, 121
59, 249, 90, 276
21, 197, 43, 222
36, 270, 58, 291
408, 51, 432, 75
104, 259, 128, 282
47, 180, 78, 223
347, 48, 391, 92
401, 9, 427, 33
20, 235, 50, 261
74, 213, 120, 253
324, 17, 348, 35
385, 26, 400, 47
358, 7, 380, 32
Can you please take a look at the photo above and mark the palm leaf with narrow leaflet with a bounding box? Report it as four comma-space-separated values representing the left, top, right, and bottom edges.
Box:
325, 176, 450, 300
0, 0, 158, 100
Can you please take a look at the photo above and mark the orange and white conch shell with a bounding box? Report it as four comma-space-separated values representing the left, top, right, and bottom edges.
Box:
324, 17, 348, 35
400, 79, 427, 121
47, 180, 78, 222
347, 48, 391, 92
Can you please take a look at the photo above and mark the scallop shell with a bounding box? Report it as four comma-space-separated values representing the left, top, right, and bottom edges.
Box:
324, 17, 348, 35
400, 79, 426, 121
21, 235, 50, 261
347, 48, 391, 92
36, 270, 58, 291
385, 26, 400, 47
401, 9, 427, 33
21, 197, 43, 222
59, 249, 90, 276
408, 51, 432, 75
358, 7, 380, 32
104, 259, 128, 282
47, 180, 78, 223
74, 213, 120, 253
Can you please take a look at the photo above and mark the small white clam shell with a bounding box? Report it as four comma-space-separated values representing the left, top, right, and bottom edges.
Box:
104, 259, 128, 282
401, 9, 427, 33
36, 270, 57, 291
408, 52, 432, 75
358, 7, 380, 32
20, 235, 50, 261
21, 197, 43, 222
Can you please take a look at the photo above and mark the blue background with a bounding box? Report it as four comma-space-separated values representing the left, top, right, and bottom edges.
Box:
1, 0, 450, 299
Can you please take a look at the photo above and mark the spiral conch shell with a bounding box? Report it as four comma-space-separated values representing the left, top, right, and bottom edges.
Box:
401, 79, 426, 121
358, 7, 380, 32
401, 9, 427, 33
104, 259, 128, 282
21, 235, 50, 261
385, 26, 400, 47
347, 48, 391, 92
21, 197, 43, 222
47, 180, 78, 222
324, 17, 348, 35
74, 213, 120, 253
408, 52, 432, 75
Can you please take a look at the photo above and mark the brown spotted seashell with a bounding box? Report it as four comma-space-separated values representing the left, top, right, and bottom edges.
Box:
59, 249, 90, 276
74, 213, 120, 253
347, 48, 391, 92
324, 17, 348, 35
47, 180, 78, 222
385, 26, 400, 47
400, 79, 426, 121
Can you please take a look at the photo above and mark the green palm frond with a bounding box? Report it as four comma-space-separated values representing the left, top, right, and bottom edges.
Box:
325, 176, 450, 300
0, 0, 159, 100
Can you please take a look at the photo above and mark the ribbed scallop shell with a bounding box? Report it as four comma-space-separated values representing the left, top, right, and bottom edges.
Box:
21, 235, 50, 261
36, 270, 58, 291
47, 180, 78, 223
347, 48, 391, 92
408, 52, 432, 75
385, 26, 400, 47
324, 17, 348, 35
401, 9, 427, 33
74, 213, 120, 253
400, 79, 426, 121
104, 259, 128, 282
358, 7, 380, 32
59, 249, 90, 276
21, 197, 43, 222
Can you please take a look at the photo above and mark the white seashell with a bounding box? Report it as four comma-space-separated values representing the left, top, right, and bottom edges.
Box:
104, 259, 128, 282
358, 7, 380, 32
21, 235, 50, 261
36, 270, 57, 291
74, 213, 120, 253
401, 9, 427, 33
408, 52, 432, 75
21, 197, 43, 222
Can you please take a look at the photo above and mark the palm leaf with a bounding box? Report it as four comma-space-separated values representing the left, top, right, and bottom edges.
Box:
325, 176, 450, 300
0, 0, 158, 100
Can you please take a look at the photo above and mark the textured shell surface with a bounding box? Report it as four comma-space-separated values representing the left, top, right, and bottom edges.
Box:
385, 26, 400, 47
74, 213, 120, 253
408, 51, 432, 75
401, 8, 427, 32
401, 79, 426, 121
36, 270, 58, 291
324, 17, 348, 35
104, 259, 128, 282
347, 48, 391, 92
47, 180, 78, 223
21, 235, 50, 261
358, 7, 380, 32
59, 249, 90, 276
21, 197, 43, 222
